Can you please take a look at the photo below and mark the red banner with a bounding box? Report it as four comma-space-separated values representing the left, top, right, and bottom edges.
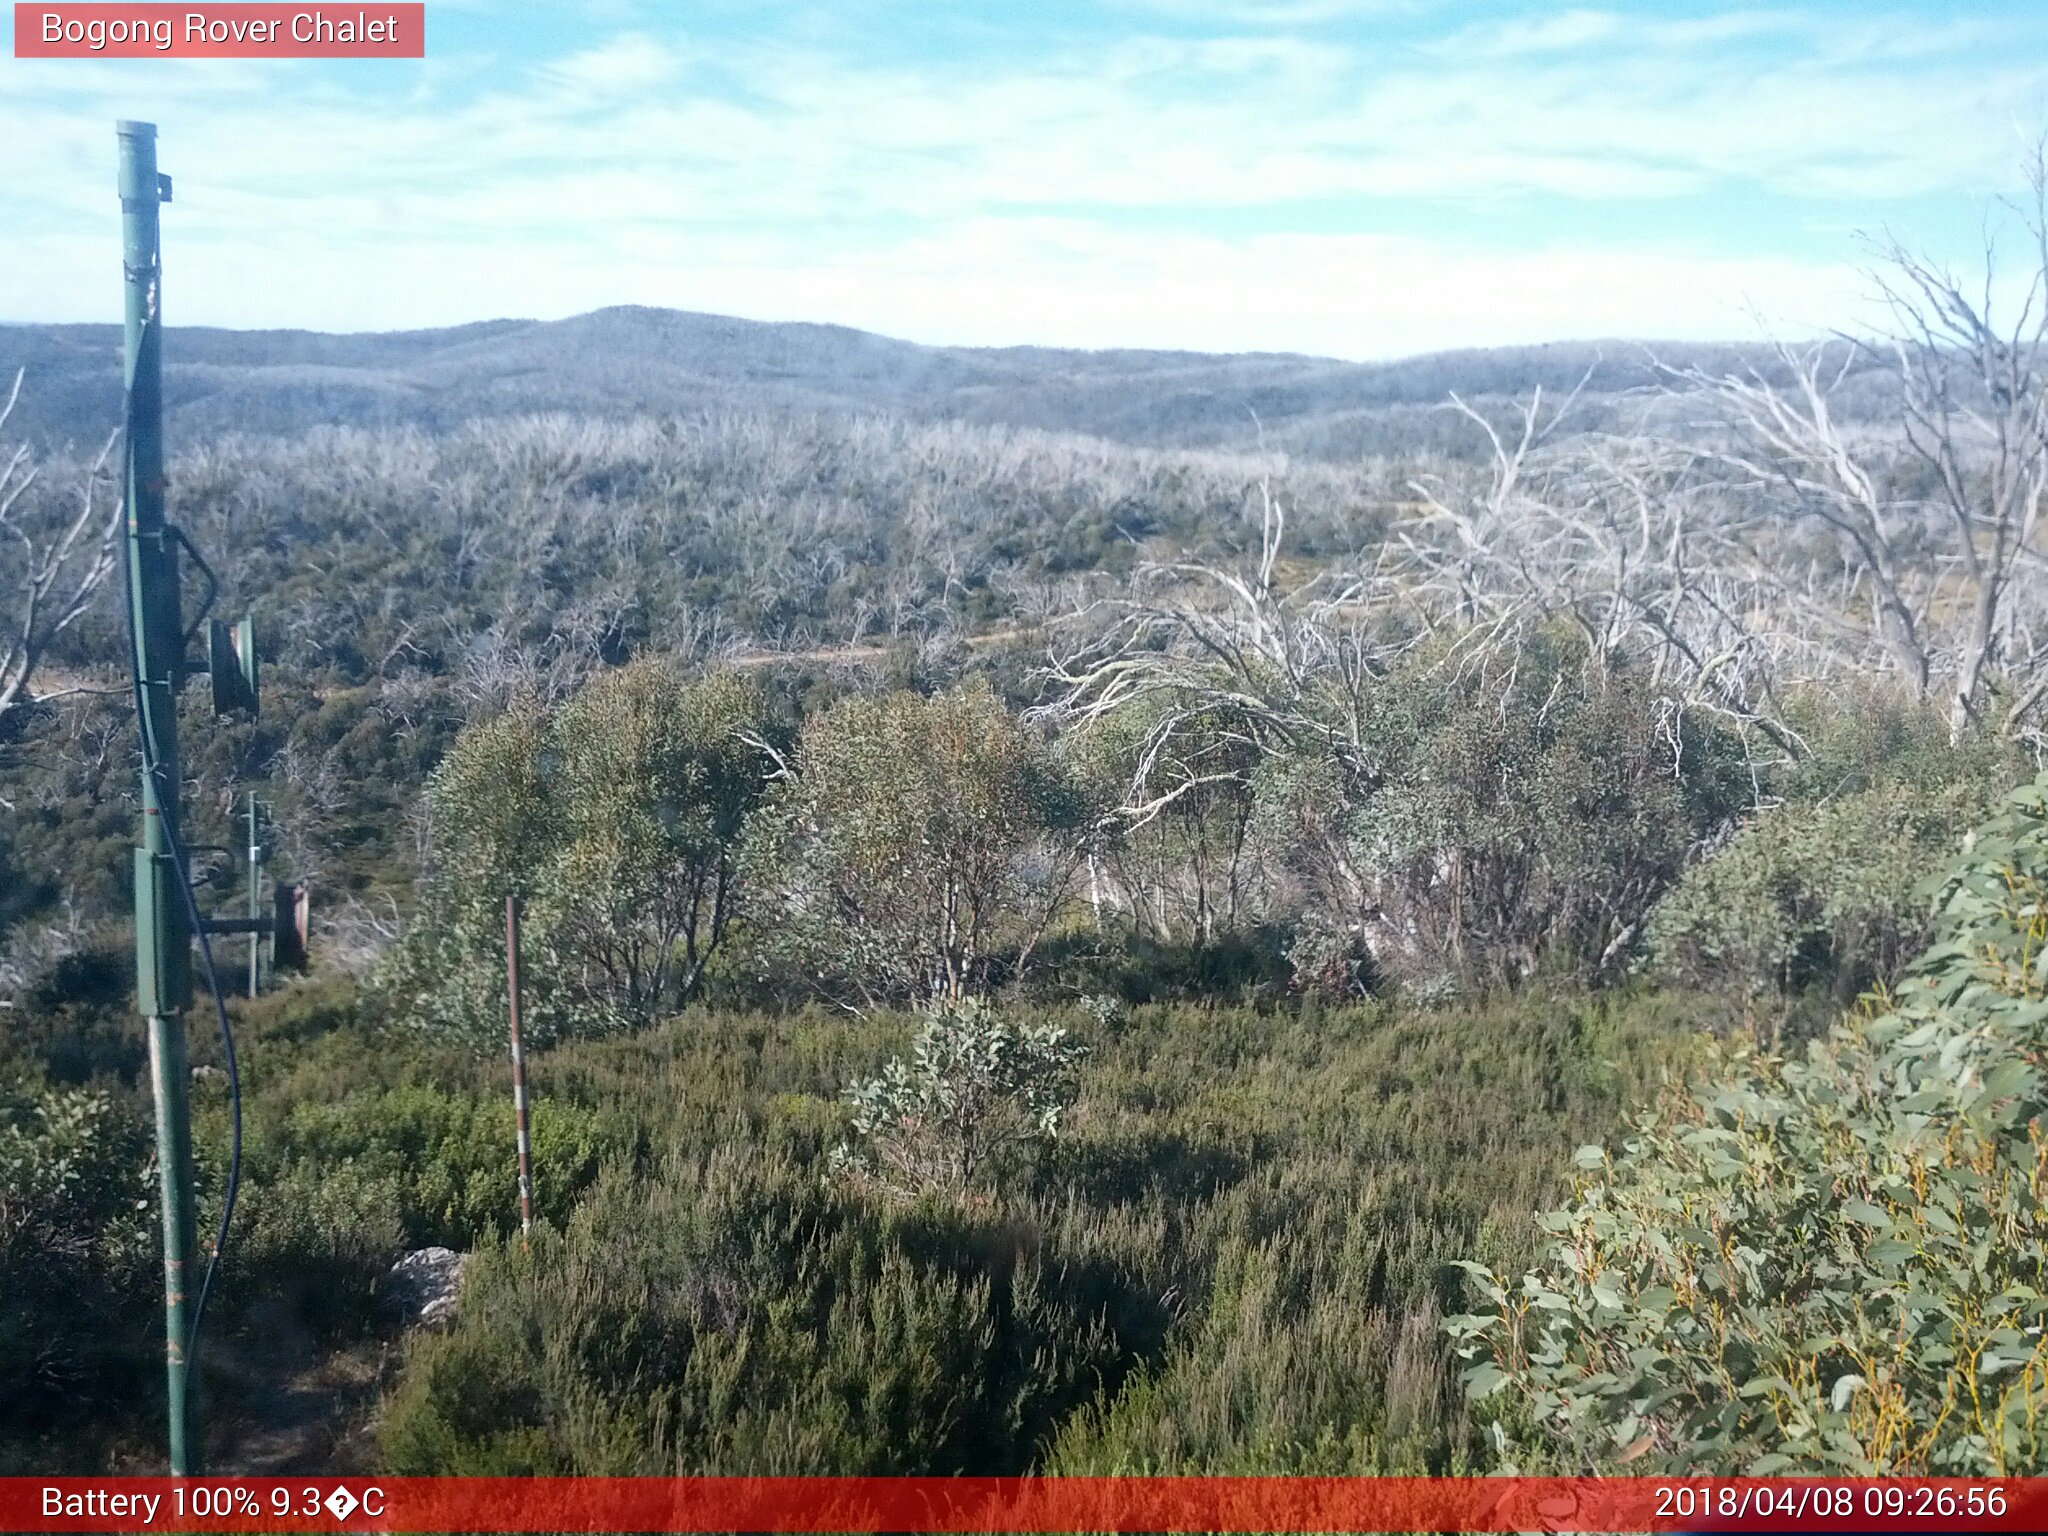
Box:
13, 5, 424, 58
4, 1476, 2046, 1533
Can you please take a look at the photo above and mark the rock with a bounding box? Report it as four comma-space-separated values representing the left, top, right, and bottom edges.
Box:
380, 1246, 468, 1329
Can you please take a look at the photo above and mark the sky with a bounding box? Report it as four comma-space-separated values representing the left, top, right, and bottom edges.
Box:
3, 1, 2047, 358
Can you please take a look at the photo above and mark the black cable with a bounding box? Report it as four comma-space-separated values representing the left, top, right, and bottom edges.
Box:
119, 308, 242, 1371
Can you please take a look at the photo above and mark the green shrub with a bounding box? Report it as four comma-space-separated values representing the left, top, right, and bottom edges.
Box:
1644, 691, 2026, 1037
1061, 693, 1264, 948
1645, 781, 1989, 1037
372, 988, 1681, 1479
0, 1086, 153, 1269
1020, 926, 1293, 1007
1778, 683, 2023, 804
1045, 1239, 1463, 1474
1254, 633, 1752, 993
226, 1161, 407, 1343
3, 940, 143, 1085
384, 664, 774, 1052
741, 680, 1084, 1004
832, 999, 1087, 1197
264, 1081, 635, 1250
1451, 774, 2048, 1475
380, 1151, 1124, 1474
0, 1085, 157, 1470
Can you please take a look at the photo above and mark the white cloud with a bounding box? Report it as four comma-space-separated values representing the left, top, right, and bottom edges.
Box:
1453, 7, 1625, 57
3, 7, 2046, 349
1439, 7, 1799, 59
1109, 0, 1418, 22
541, 33, 678, 94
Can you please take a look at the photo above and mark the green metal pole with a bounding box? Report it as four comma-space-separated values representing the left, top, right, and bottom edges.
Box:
120, 118, 198, 1477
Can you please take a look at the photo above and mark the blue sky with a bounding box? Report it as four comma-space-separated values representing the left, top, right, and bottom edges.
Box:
3, 1, 2046, 357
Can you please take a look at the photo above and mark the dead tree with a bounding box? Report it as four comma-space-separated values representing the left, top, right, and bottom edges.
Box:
1396, 146, 2048, 759
1662, 151, 2048, 744
1035, 475, 1401, 947
1037, 474, 1392, 816
1396, 378, 1813, 765
0, 371, 122, 726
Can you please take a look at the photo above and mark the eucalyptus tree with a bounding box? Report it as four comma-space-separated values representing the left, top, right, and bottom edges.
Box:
744, 679, 1083, 1005
387, 660, 775, 1050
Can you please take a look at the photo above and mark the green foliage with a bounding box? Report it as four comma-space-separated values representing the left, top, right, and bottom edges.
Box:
551, 664, 773, 1011
1451, 774, 2048, 1475
380, 1151, 1125, 1475
1064, 694, 1263, 946
179, 981, 638, 1350
1270, 635, 1753, 992
385, 663, 774, 1051
743, 680, 1083, 1003
1041, 989, 1697, 1474
1042, 1240, 1461, 1475
252, 1082, 633, 1252
1646, 694, 2025, 1034
0, 939, 141, 1085
0, 1084, 152, 1274
378, 986, 1682, 1476
1646, 780, 1990, 1034
0, 911, 1685, 1476
226, 1160, 408, 1344
383, 695, 578, 1050
1778, 683, 2023, 804
834, 998, 1087, 1197
0, 1085, 156, 1470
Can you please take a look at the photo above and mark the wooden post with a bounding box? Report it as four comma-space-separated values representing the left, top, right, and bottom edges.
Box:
246, 793, 261, 999
506, 895, 535, 1239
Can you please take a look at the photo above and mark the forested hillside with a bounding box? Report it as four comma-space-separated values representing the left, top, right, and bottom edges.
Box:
0, 308, 1895, 460
2, 239, 2044, 1478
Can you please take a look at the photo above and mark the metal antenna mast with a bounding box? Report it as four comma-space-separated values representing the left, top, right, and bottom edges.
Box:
119, 117, 200, 1477
119, 120, 307, 1476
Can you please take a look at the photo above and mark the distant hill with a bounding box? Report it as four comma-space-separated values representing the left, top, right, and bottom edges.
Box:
0, 306, 1865, 460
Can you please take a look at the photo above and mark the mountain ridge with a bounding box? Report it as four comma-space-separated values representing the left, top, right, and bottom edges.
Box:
0, 305, 1826, 460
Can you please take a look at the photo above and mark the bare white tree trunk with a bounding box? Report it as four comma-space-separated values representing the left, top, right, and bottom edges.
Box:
0, 371, 123, 726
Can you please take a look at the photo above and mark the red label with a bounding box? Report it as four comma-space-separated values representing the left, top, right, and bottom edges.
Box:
14, 4, 424, 57
0, 1476, 2044, 1533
